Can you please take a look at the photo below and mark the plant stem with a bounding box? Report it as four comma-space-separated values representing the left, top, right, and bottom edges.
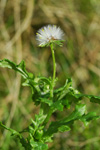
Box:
42, 108, 53, 126
43, 43, 56, 126
50, 43, 56, 98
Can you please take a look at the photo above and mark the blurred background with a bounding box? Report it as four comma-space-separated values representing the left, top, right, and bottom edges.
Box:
0, 0, 100, 149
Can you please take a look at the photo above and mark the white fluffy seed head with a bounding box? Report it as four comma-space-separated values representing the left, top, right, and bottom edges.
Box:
36, 25, 64, 47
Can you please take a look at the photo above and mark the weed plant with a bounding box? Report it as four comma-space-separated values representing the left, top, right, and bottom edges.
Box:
0, 25, 100, 150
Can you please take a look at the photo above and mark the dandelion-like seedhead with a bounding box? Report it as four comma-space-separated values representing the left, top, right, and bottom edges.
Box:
36, 25, 64, 47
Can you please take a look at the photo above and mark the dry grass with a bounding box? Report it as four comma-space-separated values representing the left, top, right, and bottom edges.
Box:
0, 0, 100, 149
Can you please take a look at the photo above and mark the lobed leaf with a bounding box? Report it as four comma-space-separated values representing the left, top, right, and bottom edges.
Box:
79, 112, 100, 126
0, 59, 32, 79
44, 104, 86, 136
73, 94, 100, 104
54, 78, 100, 107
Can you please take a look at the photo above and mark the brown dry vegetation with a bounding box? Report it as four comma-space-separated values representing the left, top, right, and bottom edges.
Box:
0, 0, 100, 149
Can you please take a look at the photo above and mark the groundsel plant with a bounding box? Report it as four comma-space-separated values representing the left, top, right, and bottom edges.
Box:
0, 24, 100, 150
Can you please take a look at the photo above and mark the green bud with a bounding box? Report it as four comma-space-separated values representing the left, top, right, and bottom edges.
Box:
35, 130, 43, 140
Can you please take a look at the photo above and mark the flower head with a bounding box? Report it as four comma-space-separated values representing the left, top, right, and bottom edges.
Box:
36, 25, 64, 47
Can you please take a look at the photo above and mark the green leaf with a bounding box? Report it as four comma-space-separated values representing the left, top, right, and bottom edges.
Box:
44, 104, 86, 136
74, 94, 100, 104
51, 100, 64, 111
58, 125, 71, 132
31, 76, 52, 105
62, 104, 86, 122
39, 98, 53, 106
0, 121, 21, 137
79, 112, 100, 126
35, 113, 47, 127
0, 122, 29, 149
0, 59, 53, 106
54, 78, 73, 100
54, 78, 80, 103
43, 136, 53, 143
30, 141, 48, 150
54, 78, 100, 107
0, 59, 32, 79
29, 110, 47, 133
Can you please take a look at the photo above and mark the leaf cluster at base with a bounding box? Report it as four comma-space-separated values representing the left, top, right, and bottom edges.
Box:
0, 59, 100, 150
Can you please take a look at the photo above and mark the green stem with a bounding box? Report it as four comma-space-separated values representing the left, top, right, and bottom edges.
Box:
42, 108, 53, 126
43, 43, 56, 126
50, 43, 56, 98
